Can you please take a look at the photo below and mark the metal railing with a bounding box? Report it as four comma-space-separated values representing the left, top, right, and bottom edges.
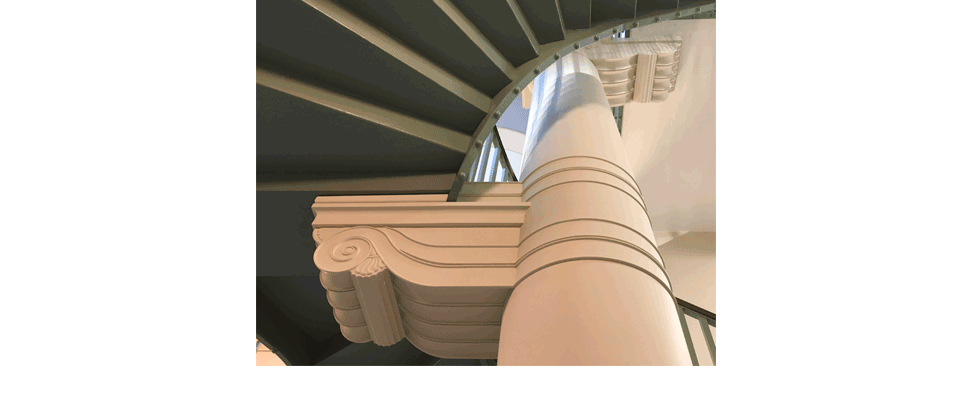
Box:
677, 298, 716, 366
465, 126, 518, 183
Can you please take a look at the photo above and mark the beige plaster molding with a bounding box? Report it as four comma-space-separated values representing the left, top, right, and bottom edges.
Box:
495, 54, 692, 365
313, 186, 527, 358
521, 36, 682, 108
580, 36, 682, 106
312, 181, 682, 360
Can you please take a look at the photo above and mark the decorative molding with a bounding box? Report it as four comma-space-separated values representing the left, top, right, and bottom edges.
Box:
578, 36, 682, 107
399, 302, 502, 326
350, 251, 386, 277
456, 182, 525, 202
392, 282, 508, 308
400, 307, 502, 340
340, 322, 372, 344
326, 288, 360, 310
517, 155, 658, 235
350, 252, 405, 346
514, 234, 672, 290
633, 53, 655, 103
516, 217, 665, 269
515, 235, 668, 281
312, 194, 527, 357
312, 201, 529, 227
519, 155, 644, 197
402, 321, 500, 345
523, 179, 648, 215
513, 256, 678, 308
315, 238, 405, 346
521, 165, 644, 201
319, 269, 354, 292
310, 189, 676, 358
403, 321, 500, 359
331, 305, 367, 327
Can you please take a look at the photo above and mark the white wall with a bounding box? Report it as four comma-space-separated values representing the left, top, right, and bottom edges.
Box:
624, 20, 716, 232
662, 231, 716, 366
658, 232, 715, 314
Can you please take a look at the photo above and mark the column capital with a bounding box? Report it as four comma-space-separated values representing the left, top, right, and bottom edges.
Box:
522, 36, 683, 108
312, 185, 528, 358
580, 36, 682, 105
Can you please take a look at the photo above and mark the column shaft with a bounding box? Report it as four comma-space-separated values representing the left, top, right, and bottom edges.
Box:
497, 54, 692, 365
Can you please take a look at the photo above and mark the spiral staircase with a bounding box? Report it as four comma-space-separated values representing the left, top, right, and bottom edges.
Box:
256, 0, 716, 366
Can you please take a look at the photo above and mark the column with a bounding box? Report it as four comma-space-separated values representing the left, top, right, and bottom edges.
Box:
497, 53, 692, 365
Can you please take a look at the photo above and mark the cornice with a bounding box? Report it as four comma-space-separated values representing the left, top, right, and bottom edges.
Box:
312, 201, 529, 227
313, 194, 527, 355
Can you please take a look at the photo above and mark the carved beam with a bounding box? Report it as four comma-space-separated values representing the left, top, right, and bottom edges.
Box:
313, 184, 528, 357
522, 35, 683, 108
579, 36, 683, 105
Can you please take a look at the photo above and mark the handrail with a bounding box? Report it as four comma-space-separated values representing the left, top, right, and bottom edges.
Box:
491, 126, 518, 181
458, 126, 520, 184
677, 297, 715, 324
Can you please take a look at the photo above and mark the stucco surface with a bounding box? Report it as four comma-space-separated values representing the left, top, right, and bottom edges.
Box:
624, 20, 715, 232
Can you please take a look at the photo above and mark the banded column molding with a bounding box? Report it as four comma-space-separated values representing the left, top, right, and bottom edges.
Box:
498, 52, 692, 365
312, 52, 691, 366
